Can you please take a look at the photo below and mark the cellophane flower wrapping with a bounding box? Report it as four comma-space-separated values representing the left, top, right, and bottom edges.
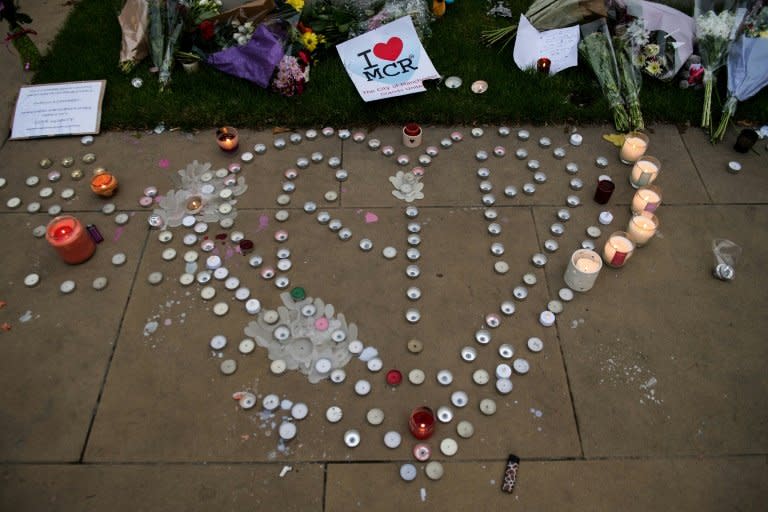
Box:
118, 0, 150, 72
712, 0, 768, 141
580, 20, 630, 132
616, 38, 645, 131
622, 0, 695, 81
695, 0, 740, 128
207, 23, 285, 87
353, 0, 434, 40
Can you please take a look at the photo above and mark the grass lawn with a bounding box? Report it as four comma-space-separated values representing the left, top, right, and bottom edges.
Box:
34, 0, 768, 130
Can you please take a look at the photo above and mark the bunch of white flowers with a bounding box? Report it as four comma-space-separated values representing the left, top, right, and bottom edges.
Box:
231, 20, 255, 46
696, 9, 738, 128
696, 10, 737, 40
626, 19, 650, 47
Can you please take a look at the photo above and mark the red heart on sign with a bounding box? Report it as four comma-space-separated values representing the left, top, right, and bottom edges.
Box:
373, 37, 403, 61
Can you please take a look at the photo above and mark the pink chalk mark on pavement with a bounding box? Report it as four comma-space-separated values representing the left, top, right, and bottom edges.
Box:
158, 159, 170, 169
255, 214, 269, 232
113, 227, 125, 242
364, 212, 379, 224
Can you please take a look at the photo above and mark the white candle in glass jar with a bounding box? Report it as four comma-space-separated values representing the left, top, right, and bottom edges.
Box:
631, 186, 662, 214
563, 249, 602, 292
620, 133, 648, 164
603, 232, 635, 267
629, 156, 661, 188
627, 212, 659, 246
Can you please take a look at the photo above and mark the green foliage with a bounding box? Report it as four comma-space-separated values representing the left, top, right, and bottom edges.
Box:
33, 0, 768, 129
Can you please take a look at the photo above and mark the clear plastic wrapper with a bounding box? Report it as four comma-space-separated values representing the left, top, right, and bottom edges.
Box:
118, 0, 150, 72
352, 0, 434, 40
580, 19, 630, 132
712, 238, 742, 281
695, 0, 740, 128
712, 0, 768, 141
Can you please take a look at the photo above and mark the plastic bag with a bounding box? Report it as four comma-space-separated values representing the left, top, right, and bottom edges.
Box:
712, 238, 742, 280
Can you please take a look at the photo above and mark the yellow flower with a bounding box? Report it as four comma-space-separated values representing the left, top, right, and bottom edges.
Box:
643, 44, 660, 57
286, 0, 304, 11
301, 31, 319, 52
645, 60, 662, 76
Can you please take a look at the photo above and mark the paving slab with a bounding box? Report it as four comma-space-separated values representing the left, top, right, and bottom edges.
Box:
681, 126, 768, 204
539, 205, 768, 457
85, 206, 579, 462
325, 457, 768, 511
0, 463, 324, 511
0, 211, 147, 461
575, 124, 710, 206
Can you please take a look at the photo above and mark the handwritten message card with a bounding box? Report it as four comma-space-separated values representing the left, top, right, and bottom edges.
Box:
11, 80, 106, 140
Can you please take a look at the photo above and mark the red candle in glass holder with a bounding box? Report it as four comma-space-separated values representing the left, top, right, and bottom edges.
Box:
537, 57, 551, 75
46, 215, 96, 264
594, 179, 616, 204
408, 406, 435, 440
217, 126, 239, 151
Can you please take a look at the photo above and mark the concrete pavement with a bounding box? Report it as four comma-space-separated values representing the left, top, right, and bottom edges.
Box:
0, 4, 766, 512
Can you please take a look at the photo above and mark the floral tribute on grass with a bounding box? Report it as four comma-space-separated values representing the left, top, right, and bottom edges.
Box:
118, 0, 435, 95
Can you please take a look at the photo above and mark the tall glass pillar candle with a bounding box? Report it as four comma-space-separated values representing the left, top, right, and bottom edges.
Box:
629, 156, 661, 189
216, 126, 239, 151
627, 212, 659, 246
564, 249, 603, 292
46, 215, 96, 264
631, 185, 662, 215
409, 406, 435, 440
619, 132, 649, 164
603, 231, 635, 268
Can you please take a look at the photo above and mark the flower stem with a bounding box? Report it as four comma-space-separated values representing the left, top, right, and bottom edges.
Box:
702, 78, 713, 129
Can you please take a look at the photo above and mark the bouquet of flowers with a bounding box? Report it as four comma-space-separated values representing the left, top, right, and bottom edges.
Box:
0, 0, 41, 70
712, 0, 768, 141
695, 1, 739, 128
299, 0, 368, 47
353, 0, 434, 40
619, 0, 695, 82
482, 0, 606, 50
623, 19, 680, 80
580, 20, 630, 132
149, 0, 186, 90
615, 38, 644, 130
184, 0, 222, 24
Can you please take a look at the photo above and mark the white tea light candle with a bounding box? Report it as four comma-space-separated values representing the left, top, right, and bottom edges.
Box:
629, 156, 661, 189
564, 249, 602, 292
627, 212, 659, 246
620, 132, 649, 164
603, 232, 635, 267
631, 185, 662, 215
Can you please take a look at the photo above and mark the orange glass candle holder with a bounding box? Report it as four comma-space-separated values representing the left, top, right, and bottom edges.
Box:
217, 126, 239, 151
46, 215, 96, 264
408, 406, 435, 440
90, 172, 118, 197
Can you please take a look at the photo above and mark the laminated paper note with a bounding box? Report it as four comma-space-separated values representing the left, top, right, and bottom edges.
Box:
513, 14, 580, 75
336, 16, 439, 102
10, 80, 106, 140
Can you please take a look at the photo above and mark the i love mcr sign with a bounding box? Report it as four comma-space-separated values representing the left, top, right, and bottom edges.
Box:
336, 16, 440, 102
